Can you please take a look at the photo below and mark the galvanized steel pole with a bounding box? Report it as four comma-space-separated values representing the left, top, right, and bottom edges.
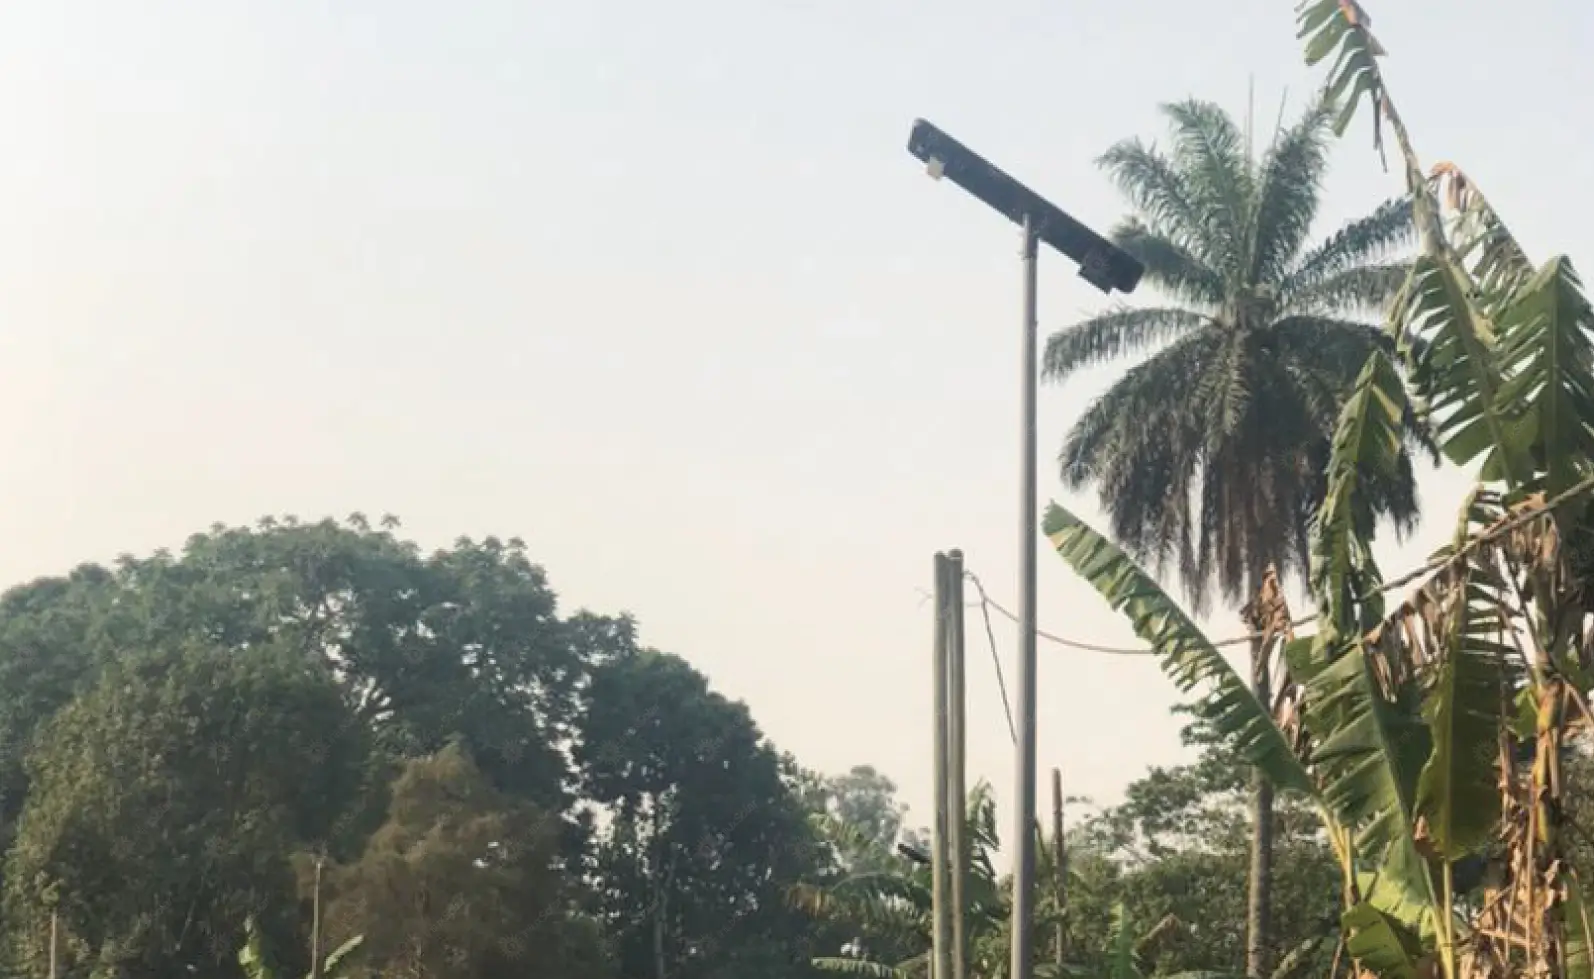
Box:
932, 553, 953, 979
1009, 216, 1041, 979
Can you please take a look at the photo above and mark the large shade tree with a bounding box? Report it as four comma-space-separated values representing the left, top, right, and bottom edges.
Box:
1042, 96, 1431, 979
576, 649, 827, 979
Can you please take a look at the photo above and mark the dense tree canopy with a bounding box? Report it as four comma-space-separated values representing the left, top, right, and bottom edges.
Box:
3, 640, 368, 978
1066, 738, 1341, 979
0, 511, 1353, 979
0, 516, 863, 979
317, 742, 611, 979
577, 649, 826, 979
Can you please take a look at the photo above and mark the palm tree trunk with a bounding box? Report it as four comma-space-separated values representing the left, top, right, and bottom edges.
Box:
1245, 630, 1273, 979
310, 854, 324, 979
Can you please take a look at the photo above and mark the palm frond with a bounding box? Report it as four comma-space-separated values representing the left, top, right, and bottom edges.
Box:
1271, 316, 1428, 498
1281, 198, 1415, 300
1070, 89, 1427, 613
1250, 96, 1335, 285
1272, 316, 1392, 379
1160, 99, 1254, 280
1060, 333, 1219, 585
1192, 330, 1253, 445
1060, 332, 1218, 487
1042, 307, 1207, 382
1108, 218, 1227, 307
1096, 139, 1210, 263
1286, 263, 1413, 317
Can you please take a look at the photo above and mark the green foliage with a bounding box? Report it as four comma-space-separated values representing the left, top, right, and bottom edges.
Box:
0, 512, 874, 979
1411, 499, 1511, 863
814, 766, 908, 874
795, 780, 1009, 979
1492, 257, 1594, 493
1309, 349, 1406, 641
1304, 636, 1434, 925
238, 918, 363, 979
3, 641, 368, 978
0, 517, 630, 829
1043, 7, 1594, 979
0, 565, 125, 849
1042, 505, 1316, 804
1046, 95, 1424, 611
316, 743, 611, 979
1068, 737, 1341, 979
578, 648, 826, 979
1339, 904, 1423, 979
0, 499, 1449, 979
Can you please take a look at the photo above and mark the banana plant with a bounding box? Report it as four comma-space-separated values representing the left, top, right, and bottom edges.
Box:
1034, 904, 1182, 979
1049, 4, 1594, 979
1048, 411, 1588, 979
1295, 3, 1594, 979
1046, 496, 1443, 976
1041, 504, 1342, 857
1033, 902, 1329, 979
238, 917, 364, 979
793, 781, 1010, 979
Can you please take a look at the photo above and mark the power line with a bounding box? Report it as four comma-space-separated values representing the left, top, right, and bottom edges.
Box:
930, 471, 1594, 754
969, 580, 1018, 744
961, 468, 1594, 658
965, 571, 1162, 656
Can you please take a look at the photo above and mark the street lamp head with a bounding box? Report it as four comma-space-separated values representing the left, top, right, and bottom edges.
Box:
1078, 246, 1122, 294
906, 118, 1144, 296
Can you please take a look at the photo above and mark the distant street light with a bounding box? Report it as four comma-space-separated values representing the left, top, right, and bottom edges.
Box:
897, 841, 931, 866
905, 118, 1143, 979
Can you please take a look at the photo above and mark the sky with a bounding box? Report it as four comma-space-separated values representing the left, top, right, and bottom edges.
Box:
0, 0, 1591, 850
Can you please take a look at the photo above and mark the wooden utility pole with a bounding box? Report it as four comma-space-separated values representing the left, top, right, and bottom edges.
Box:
48, 906, 58, 979
931, 553, 954, 979
1052, 768, 1067, 968
1246, 632, 1274, 979
947, 551, 968, 979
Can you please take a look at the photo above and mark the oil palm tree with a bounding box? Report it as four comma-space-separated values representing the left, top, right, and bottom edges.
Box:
1044, 96, 1429, 614
1042, 95, 1431, 979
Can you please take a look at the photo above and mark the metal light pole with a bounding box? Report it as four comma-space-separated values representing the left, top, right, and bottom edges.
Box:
906, 118, 1143, 979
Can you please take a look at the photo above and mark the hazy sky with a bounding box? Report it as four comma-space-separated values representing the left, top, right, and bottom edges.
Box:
1, 1, 1590, 844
